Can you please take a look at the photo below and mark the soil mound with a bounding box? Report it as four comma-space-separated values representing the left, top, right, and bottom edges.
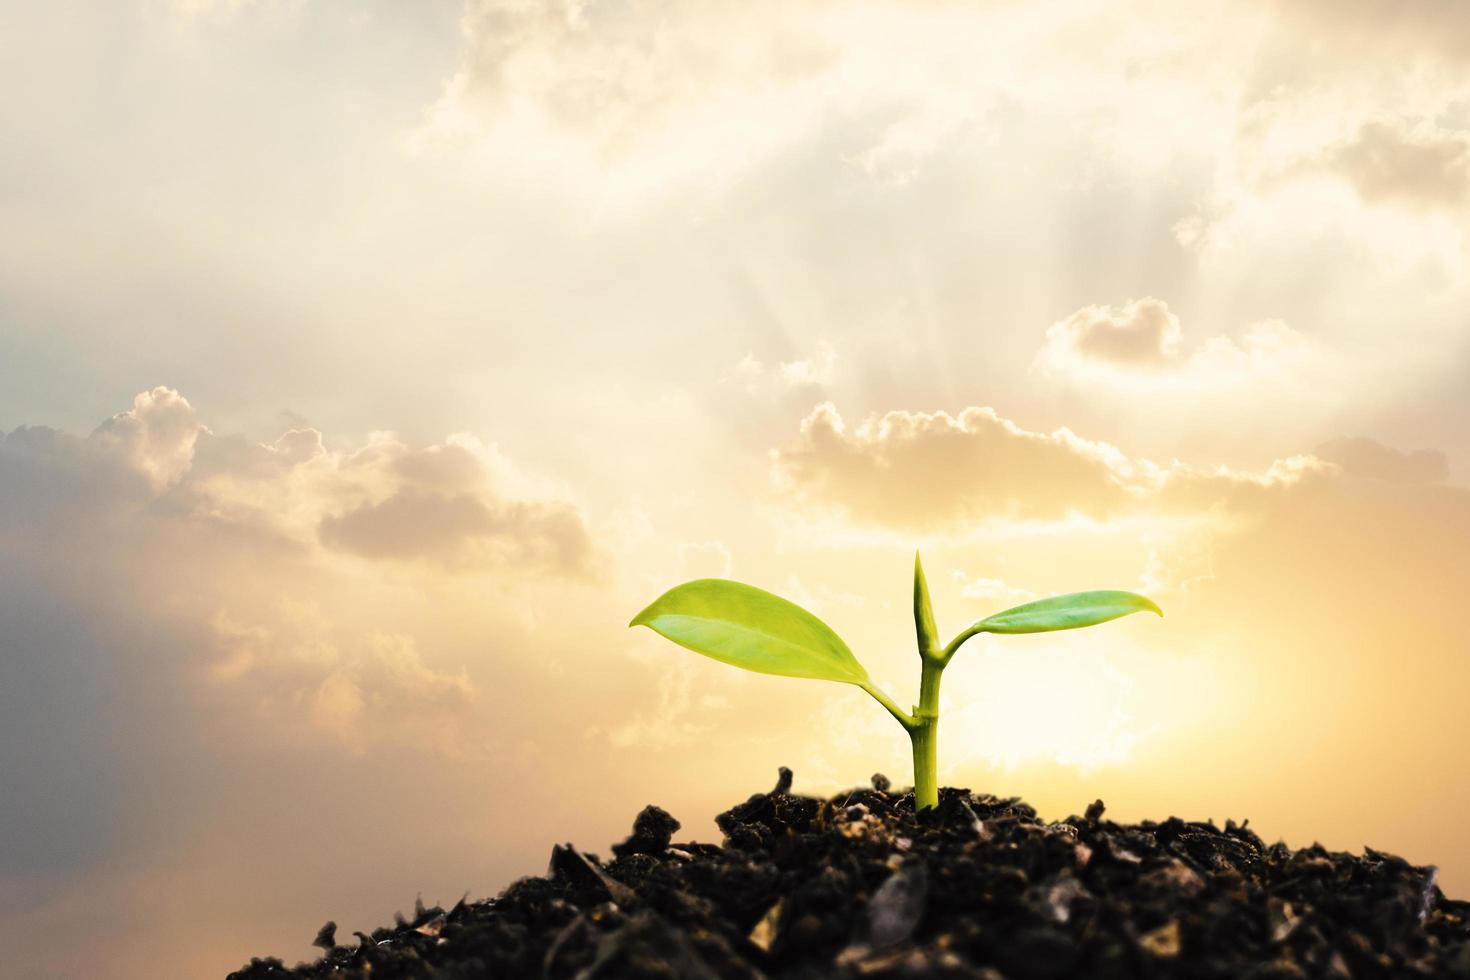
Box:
229, 770, 1470, 978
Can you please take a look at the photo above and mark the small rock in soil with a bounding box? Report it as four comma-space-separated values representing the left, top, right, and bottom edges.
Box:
310, 921, 335, 951
850, 859, 929, 953
229, 770, 1470, 979
613, 804, 682, 858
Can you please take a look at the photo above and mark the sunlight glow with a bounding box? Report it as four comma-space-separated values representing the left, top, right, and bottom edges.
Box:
944, 642, 1157, 772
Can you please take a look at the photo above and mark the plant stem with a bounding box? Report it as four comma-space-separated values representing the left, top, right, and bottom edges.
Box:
940, 623, 983, 664
859, 682, 916, 731
910, 655, 944, 810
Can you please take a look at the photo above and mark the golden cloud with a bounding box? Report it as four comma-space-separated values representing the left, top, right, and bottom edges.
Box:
181, 410, 598, 576
773, 402, 1327, 531
318, 487, 591, 572
1314, 436, 1450, 484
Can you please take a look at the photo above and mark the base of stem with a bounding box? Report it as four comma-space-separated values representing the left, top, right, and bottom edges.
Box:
910, 720, 938, 810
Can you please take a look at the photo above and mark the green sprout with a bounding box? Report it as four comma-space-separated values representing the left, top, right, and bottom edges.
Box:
630, 553, 1161, 810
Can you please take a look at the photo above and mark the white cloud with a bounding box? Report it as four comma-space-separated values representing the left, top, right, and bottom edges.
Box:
1136, 537, 1217, 599
948, 572, 1035, 604
1034, 298, 1315, 388
1175, 99, 1470, 286
412, 1, 1115, 198
416, 0, 842, 195
731, 341, 839, 396
90, 386, 206, 491
677, 540, 733, 579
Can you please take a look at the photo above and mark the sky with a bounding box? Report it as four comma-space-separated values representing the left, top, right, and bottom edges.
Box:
3, 1, 1470, 976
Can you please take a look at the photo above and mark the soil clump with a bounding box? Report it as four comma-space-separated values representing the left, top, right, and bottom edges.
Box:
229, 770, 1470, 978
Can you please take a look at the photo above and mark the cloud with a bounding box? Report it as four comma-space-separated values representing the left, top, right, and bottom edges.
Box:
949, 572, 1035, 604
1314, 436, 1450, 484
181, 420, 597, 577
0, 388, 604, 889
319, 488, 591, 573
1164, 34, 1470, 288
730, 342, 839, 395
209, 608, 479, 756
773, 402, 1327, 532
775, 403, 1131, 530
676, 540, 734, 579
1034, 298, 1315, 387
0, 392, 645, 980
766, 406, 1470, 875
591, 657, 730, 750
166, 0, 301, 20
414, 2, 1101, 195
1040, 297, 1183, 369
1324, 120, 1470, 211
417, 0, 841, 191
1269, 0, 1470, 62
414, 0, 1470, 227
0, 387, 597, 789
90, 386, 206, 491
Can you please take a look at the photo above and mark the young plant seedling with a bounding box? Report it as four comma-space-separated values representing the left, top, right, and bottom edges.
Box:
630, 554, 1161, 810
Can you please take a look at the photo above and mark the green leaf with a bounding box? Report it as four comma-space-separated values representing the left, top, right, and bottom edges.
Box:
913, 551, 940, 656
974, 590, 1163, 635
630, 578, 869, 685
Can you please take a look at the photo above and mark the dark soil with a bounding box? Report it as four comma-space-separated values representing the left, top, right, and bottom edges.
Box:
229, 769, 1470, 979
